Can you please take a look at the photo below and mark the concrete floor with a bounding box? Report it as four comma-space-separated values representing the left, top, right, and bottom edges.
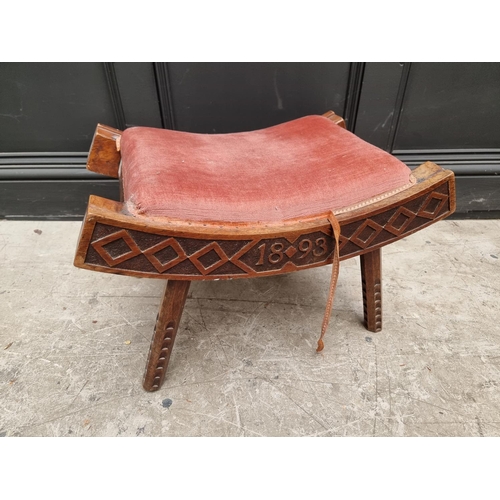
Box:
0, 219, 499, 437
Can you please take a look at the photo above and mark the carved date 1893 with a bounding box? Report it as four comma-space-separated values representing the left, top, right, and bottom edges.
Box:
255, 237, 328, 266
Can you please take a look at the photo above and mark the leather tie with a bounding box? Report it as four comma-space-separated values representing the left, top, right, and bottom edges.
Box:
316, 211, 341, 352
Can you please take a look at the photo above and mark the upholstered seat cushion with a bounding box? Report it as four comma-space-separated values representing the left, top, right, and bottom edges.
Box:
120, 115, 415, 223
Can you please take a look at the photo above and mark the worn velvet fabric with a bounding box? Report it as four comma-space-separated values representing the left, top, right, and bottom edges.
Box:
121, 115, 414, 223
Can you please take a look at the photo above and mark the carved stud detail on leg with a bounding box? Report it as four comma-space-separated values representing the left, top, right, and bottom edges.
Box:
148, 321, 175, 390
360, 249, 382, 333
142, 280, 190, 392
372, 280, 382, 332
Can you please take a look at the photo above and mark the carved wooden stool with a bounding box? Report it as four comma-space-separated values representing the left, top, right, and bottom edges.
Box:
74, 111, 455, 391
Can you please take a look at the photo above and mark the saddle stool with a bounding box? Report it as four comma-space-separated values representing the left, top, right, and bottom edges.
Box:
74, 111, 456, 391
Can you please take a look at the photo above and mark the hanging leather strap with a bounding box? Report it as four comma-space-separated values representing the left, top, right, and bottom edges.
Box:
316, 211, 341, 353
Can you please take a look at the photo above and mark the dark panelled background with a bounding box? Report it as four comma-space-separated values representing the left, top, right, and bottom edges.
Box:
1, 62, 499, 219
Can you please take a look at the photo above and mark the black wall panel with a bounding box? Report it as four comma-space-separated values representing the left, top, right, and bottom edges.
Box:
165, 62, 352, 133
393, 63, 500, 151
114, 63, 163, 129
0, 180, 119, 219
0, 62, 499, 219
354, 62, 405, 150
0, 63, 117, 153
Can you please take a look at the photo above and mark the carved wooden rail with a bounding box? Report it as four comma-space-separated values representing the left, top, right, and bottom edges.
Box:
75, 162, 454, 281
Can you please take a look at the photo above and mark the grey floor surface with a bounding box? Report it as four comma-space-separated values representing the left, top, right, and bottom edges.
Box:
0, 219, 499, 437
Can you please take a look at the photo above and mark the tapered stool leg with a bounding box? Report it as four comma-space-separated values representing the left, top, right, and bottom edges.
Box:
360, 249, 382, 332
143, 280, 191, 391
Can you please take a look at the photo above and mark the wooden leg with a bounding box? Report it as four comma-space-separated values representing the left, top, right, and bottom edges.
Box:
360, 249, 382, 333
143, 280, 191, 392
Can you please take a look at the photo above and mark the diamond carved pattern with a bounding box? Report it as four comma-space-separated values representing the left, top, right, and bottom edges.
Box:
88, 227, 335, 277
418, 192, 448, 219
189, 242, 229, 275
92, 230, 142, 266
143, 238, 187, 273
338, 234, 350, 251
351, 220, 383, 249
85, 182, 451, 278
385, 207, 416, 236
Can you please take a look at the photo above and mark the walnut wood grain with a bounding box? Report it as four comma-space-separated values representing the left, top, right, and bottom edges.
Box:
360, 249, 382, 332
143, 280, 190, 391
323, 110, 347, 128
74, 163, 454, 281
86, 124, 122, 178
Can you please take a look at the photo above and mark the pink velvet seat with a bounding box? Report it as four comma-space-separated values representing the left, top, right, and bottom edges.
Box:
120, 115, 415, 223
